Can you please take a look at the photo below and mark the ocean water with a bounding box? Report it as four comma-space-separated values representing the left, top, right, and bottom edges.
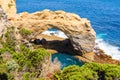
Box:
17, 0, 120, 60
52, 53, 84, 69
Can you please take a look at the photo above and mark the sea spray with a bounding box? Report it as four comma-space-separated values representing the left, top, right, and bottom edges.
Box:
95, 38, 120, 60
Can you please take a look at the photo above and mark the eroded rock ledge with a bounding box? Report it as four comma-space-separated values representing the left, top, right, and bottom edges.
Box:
11, 10, 96, 54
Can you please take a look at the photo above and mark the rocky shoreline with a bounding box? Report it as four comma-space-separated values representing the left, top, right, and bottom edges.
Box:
0, 0, 120, 66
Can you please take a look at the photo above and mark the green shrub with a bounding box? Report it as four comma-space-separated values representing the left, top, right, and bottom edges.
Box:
54, 62, 120, 80
12, 53, 25, 67
0, 47, 15, 55
1, 27, 16, 52
57, 65, 98, 80
19, 28, 31, 37
6, 60, 19, 72
23, 72, 35, 80
105, 66, 120, 80
27, 48, 50, 67
13, 45, 50, 69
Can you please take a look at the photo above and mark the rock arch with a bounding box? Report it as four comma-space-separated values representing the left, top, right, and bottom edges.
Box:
11, 10, 96, 54
0, 0, 96, 54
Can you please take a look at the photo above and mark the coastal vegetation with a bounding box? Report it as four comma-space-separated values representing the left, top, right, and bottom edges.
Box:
0, 1, 120, 79
54, 62, 120, 80
0, 26, 51, 80
0, 26, 120, 80
19, 28, 31, 38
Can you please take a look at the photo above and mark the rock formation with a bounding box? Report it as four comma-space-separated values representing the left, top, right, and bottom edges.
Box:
0, 0, 16, 18
0, 6, 21, 52
1, 0, 120, 66
0, 6, 11, 37
11, 10, 96, 54
0, 0, 96, 54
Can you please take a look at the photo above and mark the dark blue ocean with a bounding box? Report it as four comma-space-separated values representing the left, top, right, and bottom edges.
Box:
16, 0, 120, 60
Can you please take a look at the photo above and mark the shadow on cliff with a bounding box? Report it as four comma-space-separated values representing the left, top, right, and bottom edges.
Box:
30, 38, 82, 55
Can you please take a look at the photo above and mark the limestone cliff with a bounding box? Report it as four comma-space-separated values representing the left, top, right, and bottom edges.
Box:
11, 10, 96, 54
0, 0, 16, 18
0, 6, 11, 37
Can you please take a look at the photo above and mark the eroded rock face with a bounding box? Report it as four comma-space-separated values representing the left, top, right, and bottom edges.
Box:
0, 6, 11, 37
11, 10, 96, 54
0, 0, 16, 18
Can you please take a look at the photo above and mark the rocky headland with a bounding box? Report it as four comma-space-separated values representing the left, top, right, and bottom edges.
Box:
0, 0, 120, 66
10, 10, 96, 54
1, 0, 120, 80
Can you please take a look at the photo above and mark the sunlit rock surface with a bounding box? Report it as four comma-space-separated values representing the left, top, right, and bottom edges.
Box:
0, 0, 16, 18
11, 10, 96, 54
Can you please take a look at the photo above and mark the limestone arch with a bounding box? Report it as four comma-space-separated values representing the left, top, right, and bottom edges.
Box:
0, 0, 96, 54
11, 10, 96, 54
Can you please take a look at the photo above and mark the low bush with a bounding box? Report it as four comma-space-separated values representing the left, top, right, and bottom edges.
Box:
13, 45, 50, 68
19, 28, 31, 37
54, 62, 120, 80
6, 60, 19, 72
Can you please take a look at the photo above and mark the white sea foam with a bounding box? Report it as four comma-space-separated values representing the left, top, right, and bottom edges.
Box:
95, 38, 120, 60
42, 30, 68, 38
42, 30, 120, 60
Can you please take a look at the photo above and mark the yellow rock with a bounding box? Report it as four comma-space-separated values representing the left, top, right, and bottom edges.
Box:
0, 0, 96, 54
0, 0, 16, 18
11, 10, 96, 54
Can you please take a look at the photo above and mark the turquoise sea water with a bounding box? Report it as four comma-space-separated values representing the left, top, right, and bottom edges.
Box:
16, 0, 120, 60
52, 53, 84, 69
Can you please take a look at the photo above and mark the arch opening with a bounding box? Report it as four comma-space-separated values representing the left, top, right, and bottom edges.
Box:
42, 28, 68, 39
30, 28, 80, 55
